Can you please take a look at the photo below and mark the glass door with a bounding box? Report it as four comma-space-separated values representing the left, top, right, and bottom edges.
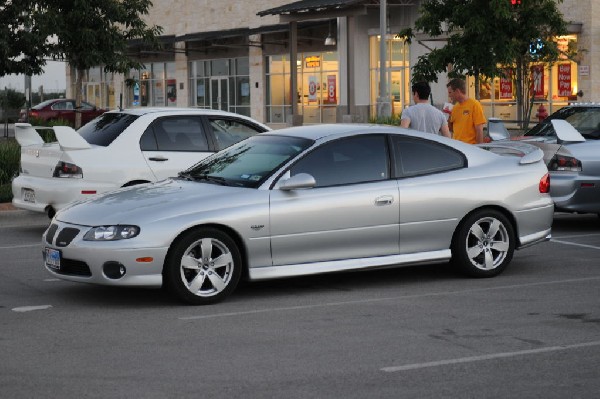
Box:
211, 77, 229, 111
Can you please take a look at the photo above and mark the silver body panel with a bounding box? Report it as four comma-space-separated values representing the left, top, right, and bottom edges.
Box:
42, 124, 553, 288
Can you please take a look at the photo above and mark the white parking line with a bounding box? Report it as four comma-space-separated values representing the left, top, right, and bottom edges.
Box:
381, 341, 600, 372
551, 239, 600, 250
179, 276, 600, 321
12, 305, 53, 312
0, 244, 40, 250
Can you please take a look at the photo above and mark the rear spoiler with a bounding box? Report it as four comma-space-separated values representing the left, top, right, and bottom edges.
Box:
476, 142, 545, 165
13, 123, 91, 150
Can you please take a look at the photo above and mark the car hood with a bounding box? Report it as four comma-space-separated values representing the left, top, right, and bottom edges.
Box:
56, 178, 257, 226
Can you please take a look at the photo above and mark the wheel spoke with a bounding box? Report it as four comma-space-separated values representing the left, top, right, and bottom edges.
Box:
212, 252, 233, 269
467, 245, 483, 259
488, 219, 501, 238
188, 272, 206, 293
483, 249, 495, 269
200, 238, 213, 260
207, 272, 227, 292
469, 223, 485, 241
492, 240, 509, 252
181, 254, 200, 270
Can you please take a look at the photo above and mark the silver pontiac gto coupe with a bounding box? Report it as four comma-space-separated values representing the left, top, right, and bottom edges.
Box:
42, 124, 554, 305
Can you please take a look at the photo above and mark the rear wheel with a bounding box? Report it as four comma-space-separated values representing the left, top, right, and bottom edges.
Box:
164, 228, 242, 305
451, 210, 515, 277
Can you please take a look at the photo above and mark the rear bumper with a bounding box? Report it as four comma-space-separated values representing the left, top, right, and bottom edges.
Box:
550, 172, 600, 213
12, 175, 119, 214
514, 202, 554, 249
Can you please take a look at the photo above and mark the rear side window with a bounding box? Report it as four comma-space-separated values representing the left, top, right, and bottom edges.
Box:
208, 117, 267, 150
78, 113, 139, 146
392, 136, 466, 177
140, 116, 209, 152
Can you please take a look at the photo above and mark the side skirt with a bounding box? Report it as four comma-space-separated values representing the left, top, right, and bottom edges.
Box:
248, 250, 451, 281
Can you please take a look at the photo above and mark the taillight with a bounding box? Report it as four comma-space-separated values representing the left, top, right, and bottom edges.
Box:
30, 110, 39, 118
548, 154, 582, 172
539, 173, 550, 193
53, 161, 83, 178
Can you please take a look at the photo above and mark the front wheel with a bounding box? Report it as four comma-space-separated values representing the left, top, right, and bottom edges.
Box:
164, 228, 242, 305
451, 210, 515, 278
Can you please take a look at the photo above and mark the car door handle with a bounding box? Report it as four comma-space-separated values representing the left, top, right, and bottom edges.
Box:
375, 195, 394, 206
149, 156, 169, 162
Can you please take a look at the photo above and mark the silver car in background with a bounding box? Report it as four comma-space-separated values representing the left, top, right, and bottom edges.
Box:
41, 124, 554, 305
489, 104, 600, 216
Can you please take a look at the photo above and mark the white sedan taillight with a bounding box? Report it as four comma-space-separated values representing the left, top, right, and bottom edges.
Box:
53, 161, 83, 178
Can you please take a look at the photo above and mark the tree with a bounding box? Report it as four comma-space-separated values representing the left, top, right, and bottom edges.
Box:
0, 0, 54, 77
399, 0, 567, 128
44, 0, 162, 128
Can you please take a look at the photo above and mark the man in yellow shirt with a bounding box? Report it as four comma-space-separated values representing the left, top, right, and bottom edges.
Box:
446, 78, 486, 144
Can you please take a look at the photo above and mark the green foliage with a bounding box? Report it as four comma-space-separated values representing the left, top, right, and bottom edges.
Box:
0, 139, 20, 203
403, 0, 567, 127
0, 0, 54, 76
0, 89, 26, 110
369, 114, 402, 126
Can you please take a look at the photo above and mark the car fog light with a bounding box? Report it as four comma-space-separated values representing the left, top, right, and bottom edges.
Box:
103, 262, 126, 279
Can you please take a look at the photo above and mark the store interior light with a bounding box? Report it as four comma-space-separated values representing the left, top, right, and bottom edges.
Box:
325, 20, 336, 46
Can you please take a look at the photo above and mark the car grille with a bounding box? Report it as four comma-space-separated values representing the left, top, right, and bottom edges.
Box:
55, 258, 92, 277
46, 224, 59, 244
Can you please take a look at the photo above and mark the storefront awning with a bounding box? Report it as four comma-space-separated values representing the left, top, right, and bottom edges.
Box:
257, 0, 417, 17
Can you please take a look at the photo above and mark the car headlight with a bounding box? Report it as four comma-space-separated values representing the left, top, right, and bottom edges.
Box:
83, 225, 140, 241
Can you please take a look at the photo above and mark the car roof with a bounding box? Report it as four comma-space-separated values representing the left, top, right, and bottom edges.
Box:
112, 107, 253, 118
262, 123, 438, 142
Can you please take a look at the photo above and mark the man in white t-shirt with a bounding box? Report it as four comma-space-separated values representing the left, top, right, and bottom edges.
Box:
400, 81, 451, 138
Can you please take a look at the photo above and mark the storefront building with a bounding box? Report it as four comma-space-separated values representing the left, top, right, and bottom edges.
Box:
66, 0, 597, 128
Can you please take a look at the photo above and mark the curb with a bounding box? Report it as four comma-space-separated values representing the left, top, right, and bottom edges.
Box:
0, 203, 17, 211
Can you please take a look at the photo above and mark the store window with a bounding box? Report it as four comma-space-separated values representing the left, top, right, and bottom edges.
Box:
188, 57, 250, 116
128, 62, 176, 107
266, 51, 339, 124
81, 66, 115, 108
369, 36, 410, 118
474, 35, 579, 123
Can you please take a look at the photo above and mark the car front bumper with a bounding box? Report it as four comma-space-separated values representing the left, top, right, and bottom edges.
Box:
42, 220, 168, 287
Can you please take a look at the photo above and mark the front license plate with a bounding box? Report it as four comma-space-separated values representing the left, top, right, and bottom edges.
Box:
45, 248, 61, 270
23, 188, 35, 203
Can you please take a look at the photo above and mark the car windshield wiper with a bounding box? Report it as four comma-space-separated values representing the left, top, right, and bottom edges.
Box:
177, 171, 194, 181
192, 174, 231, 185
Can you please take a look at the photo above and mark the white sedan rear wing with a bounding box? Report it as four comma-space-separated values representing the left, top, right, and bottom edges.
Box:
13, 123, 91, 150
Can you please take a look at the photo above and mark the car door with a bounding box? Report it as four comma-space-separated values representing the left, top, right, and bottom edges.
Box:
269, 134, 400, 266
140, 116, 213, 180
391, 136, 468, 254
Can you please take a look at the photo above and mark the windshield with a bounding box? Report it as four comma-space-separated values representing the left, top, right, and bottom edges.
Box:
78, 112, 139, 146
525, 106, 600, 140
181, 134, 313, 188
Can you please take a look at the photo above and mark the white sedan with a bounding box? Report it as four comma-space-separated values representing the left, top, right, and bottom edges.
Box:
12, 108, 270, 217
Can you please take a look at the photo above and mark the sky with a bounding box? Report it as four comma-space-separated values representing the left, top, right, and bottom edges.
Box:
0, 61, 67, 93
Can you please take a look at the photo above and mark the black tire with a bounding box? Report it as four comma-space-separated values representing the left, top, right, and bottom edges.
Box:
164, 227, 242, 305
451, 209, 515, 278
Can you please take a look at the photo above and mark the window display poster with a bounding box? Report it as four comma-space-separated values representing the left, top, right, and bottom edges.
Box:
327, 75, 337, 104
167, 79, 177, 104
308, 76, 317, 102
558, 63, 571, 97
500, 69, 513, 99
531, 65, 544, 98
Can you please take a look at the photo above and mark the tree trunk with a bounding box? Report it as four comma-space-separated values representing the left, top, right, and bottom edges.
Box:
75, 68, 83, 129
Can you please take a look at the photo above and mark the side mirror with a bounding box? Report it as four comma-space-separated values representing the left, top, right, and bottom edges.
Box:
279, 173, 316, 191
